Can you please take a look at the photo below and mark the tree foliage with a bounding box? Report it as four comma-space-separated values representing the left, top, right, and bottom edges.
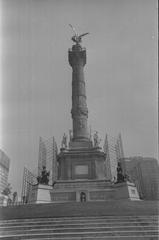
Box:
2, 183, 12, 196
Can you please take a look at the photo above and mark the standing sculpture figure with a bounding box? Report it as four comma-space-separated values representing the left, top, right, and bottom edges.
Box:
69, 130, 73, 142
116, 162, 125, 183
61, 133, 67, 148
93, 131, 101, 147
37, 166, 50, 185
69, 24, 89, 45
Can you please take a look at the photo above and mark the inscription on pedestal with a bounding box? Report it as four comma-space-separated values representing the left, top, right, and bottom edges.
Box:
50, 192, 76, 201
75, 165, 88, 175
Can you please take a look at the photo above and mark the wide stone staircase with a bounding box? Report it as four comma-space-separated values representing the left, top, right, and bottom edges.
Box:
0, 215, 158, 239
0, 201, 158, 239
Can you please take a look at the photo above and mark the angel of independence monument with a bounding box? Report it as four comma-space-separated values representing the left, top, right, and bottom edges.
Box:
58, 31, 105, 182
30, 27, 140, 203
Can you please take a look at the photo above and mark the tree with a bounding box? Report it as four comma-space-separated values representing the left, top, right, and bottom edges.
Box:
2, 183, 12, 196
12, 192, 18, 203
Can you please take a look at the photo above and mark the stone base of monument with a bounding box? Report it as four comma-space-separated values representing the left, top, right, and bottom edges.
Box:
29, 184, 52, 204
28, 181, 139, 204
112, 181, 140, 200
49, 180, 140, 203
69, 139, 93, 149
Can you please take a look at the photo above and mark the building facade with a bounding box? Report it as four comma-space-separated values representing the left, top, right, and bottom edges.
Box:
38, 137, 58, 184
103, 134, 124, 181
119, 157, 159, 200
0, 150, 10, 194
21, 167, 37, 203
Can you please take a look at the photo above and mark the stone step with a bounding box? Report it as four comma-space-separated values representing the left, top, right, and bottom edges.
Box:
1, 225, 158, 235
0, 217, 157, 225
0, 200, 157, 220
25, 237, 159, 240
0, 230, 158, 239
0, 201, 157, 240
0, 221, 157, 230
0, 215, 157, 224
0, 236, 158, 240
0, 219, 157, 228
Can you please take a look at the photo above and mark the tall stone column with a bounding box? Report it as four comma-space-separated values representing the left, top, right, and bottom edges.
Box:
69, 44, 89, 142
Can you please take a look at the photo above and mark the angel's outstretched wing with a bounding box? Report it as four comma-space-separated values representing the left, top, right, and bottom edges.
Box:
69, 24, 77, 36
79, 32, 89, 38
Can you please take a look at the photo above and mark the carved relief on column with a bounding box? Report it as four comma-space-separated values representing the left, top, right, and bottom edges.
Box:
71, 99, 88, 117
69, 45, 89, 141
72, 80, 86, 96
73, 117, 88, 139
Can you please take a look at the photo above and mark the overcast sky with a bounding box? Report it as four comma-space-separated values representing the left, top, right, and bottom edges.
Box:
0, 0, 157, 195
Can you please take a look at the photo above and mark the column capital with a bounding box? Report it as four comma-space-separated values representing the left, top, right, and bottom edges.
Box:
68, 46, 86, 67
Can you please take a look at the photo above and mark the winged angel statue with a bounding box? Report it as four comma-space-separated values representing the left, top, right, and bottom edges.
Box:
69, 24, 89, 44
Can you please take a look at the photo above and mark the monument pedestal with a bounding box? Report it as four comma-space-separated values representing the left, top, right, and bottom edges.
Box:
50, 179, 140, 203
55, 143, 140, 202
58, 147, 106, 180
29, 184, 52, 204
112, 181, 140, 200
